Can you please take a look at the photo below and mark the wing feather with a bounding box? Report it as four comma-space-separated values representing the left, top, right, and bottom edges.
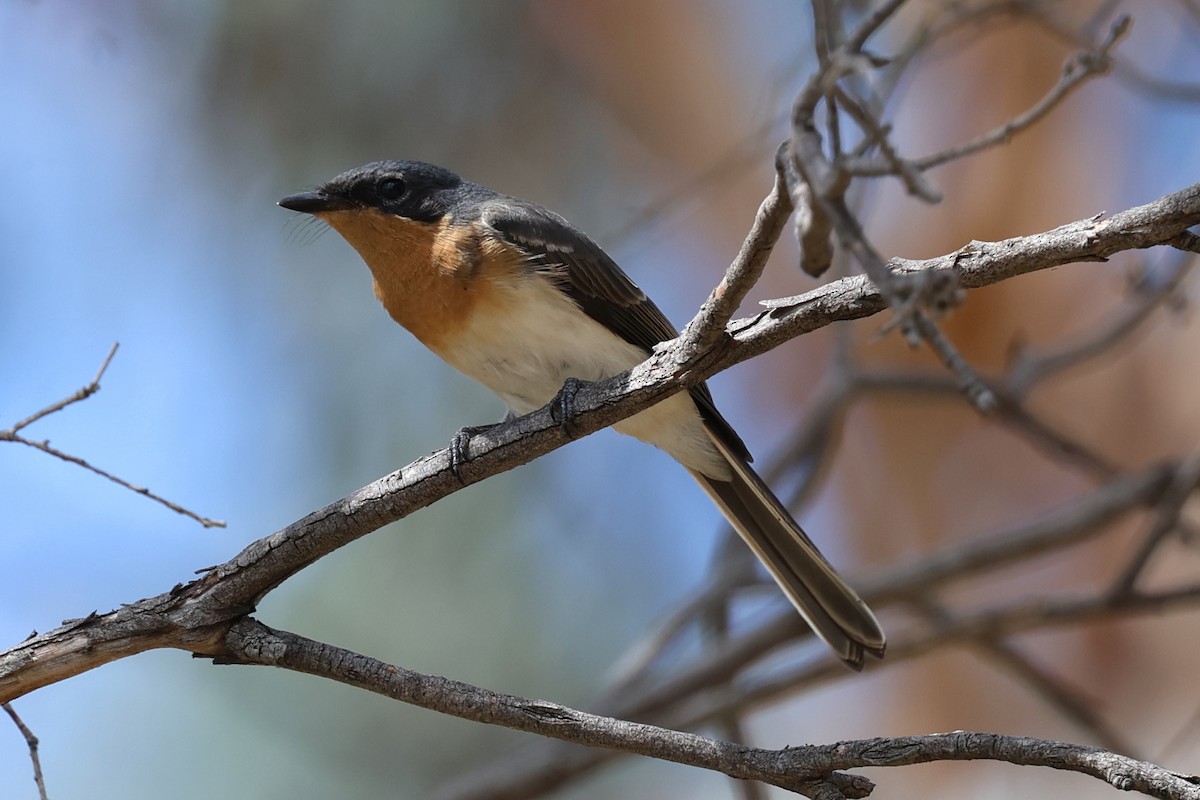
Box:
482, 199, 751, 463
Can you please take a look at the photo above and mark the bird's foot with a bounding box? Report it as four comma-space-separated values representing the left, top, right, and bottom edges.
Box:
550, 378, 587, 439
449, 423, 502, 483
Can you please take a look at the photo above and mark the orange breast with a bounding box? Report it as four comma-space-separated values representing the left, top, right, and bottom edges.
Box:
320, 210, 520, 353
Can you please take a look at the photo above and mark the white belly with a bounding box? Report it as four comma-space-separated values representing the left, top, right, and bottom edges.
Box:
435, 275, 730, 478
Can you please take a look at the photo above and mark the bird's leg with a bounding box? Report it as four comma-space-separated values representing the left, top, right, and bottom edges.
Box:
452, 377, 587, 482
449, 421, 506, 483
550, 377, 587, 439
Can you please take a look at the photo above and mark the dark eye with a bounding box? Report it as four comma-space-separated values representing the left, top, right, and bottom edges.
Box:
377, 178, 406, 201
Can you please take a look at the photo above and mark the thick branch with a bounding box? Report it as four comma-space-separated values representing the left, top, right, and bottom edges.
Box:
221, 620, 1200, 800
219, 619, 864, 798
753, 183, 1199, 354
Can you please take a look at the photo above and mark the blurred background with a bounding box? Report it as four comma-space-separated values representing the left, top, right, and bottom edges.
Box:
2, 1, 1199, 798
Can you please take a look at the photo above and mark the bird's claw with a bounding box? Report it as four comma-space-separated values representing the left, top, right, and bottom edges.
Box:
550, 377, 586, 439
449, 423, 501, 483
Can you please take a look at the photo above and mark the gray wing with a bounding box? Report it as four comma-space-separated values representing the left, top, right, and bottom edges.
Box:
481, 198, 751, 463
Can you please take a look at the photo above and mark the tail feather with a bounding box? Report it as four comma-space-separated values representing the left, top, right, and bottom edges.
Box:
692, 437, 885, 670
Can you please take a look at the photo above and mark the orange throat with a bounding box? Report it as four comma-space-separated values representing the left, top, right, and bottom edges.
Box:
320, 210, 488, 353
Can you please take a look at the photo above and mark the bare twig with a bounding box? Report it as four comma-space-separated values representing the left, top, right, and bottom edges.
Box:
787, 0, 907, 279
906, 310, 997, 412
678, 144, 794, 355
843, 0, 909, 54
848, 368, 1117, 476
1019, 3, 1200, 103
4, 343, 119, 434
993, 397, 1118, 478
849, 15, 1132, 176
691, 586, 1200, 730
832, 85, 941, 202
786, 2, 1020, 413
787, 7, 1138, 417
3, 702, 48, 800
1006, 256, 1193, 394
1, 343, 225, 528
1111, 448, 1200, 594
2, 436, 225, 529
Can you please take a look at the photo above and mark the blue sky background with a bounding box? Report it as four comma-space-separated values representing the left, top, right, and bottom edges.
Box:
3, 2, 1199, 799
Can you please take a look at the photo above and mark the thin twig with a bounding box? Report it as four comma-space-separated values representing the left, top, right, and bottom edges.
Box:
1111, 448, 1200, 594
2, 435, 225, 528
914, 13, 1131, 169
1, 342, 225, 529
697, 586, 1200, 728
844, 0, 910, 54
848, 15, 1133, 176
1006, 256, 1193, 394
3, 702, 48, 800
1020, 2, 1200, 103
787, 5, 995, 411
907, 311, 997, 412
678, 144, 794, 355
993, 396, 1118, 478
3, 343, 119, 435
833, 85, 941, 202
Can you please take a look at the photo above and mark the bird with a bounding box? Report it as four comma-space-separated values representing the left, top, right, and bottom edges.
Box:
279, 160, 885, 668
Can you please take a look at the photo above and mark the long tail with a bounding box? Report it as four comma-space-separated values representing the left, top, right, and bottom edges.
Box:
690, 437, 885, 670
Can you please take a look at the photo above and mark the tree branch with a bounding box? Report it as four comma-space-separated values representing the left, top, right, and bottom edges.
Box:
218, 619, 865, 798
432, 461, 1183, 799
2, 183, 1196, 704
3, 702, 48, 800
4, 343, 118, 434
219, 620, 1200, 800
803, 732, 1200, 800
2, 153, 1197, 800
846, 15, 1132, 175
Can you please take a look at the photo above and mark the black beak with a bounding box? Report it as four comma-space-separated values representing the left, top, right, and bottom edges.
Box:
278, 191, 353, 214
